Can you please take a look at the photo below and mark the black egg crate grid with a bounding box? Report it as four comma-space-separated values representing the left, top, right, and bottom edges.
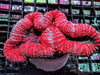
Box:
0, 0, 100, 75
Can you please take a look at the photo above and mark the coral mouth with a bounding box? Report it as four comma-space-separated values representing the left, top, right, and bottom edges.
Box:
66, 35, 94, 44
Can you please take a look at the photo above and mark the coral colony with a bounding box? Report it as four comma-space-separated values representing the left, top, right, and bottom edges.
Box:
4, 10, 100, 62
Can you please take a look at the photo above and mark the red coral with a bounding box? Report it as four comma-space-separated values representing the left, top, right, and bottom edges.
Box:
3, 10, 100, 62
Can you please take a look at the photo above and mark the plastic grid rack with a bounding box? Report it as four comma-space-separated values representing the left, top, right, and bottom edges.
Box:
0, 0, 100, 75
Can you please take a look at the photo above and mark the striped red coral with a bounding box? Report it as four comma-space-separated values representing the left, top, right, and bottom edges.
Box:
3, 10, 100, 62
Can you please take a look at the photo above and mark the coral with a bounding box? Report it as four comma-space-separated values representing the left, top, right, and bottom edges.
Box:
4, 10, 100, 62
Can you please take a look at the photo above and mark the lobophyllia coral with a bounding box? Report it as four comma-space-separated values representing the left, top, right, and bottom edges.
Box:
4, 10, 100, 62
